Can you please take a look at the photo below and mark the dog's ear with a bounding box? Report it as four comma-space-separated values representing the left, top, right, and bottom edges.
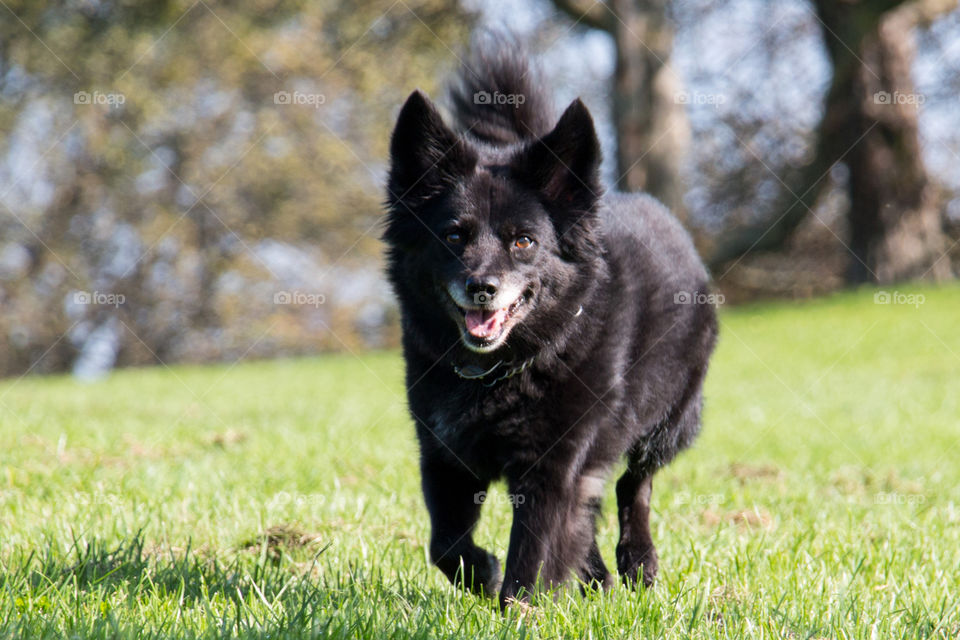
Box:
512, 98, 602, 213
513, 99, 602, 260
387, 90, 476, 207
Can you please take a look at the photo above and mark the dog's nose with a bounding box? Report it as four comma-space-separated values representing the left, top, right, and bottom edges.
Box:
465, 275, 499, 299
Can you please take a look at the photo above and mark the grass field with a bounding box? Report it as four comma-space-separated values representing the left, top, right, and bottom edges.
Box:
1, 285, 959, 639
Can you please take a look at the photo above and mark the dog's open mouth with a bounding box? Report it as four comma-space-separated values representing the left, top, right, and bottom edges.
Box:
459, 295, 525, 348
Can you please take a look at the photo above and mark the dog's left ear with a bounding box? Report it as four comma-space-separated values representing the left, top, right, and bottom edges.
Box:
513, 99, 602, 260
387, 90, 477, 207
513, 98, 602, 213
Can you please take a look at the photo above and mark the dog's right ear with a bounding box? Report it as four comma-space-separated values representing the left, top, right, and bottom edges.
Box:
387, 90, 476, 207
512, 98, 601, 212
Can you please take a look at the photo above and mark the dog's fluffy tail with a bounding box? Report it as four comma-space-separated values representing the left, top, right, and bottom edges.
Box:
449, 34, 554, 146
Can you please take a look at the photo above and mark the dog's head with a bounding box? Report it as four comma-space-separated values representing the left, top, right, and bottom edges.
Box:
384, 90, 602, 354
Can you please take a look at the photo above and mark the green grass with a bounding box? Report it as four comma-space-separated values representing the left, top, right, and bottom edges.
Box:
1, 284, 959, 638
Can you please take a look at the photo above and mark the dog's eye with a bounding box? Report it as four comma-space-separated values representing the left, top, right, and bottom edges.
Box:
445, 232, 462, 244
514, 235, 534, 249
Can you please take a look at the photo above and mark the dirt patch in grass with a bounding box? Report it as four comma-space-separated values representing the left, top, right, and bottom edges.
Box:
240, 524, 327, 559
702, 507, 774, 530
726, 463, 782, 483
829, 466, 924, 494
206, 429, 247, 448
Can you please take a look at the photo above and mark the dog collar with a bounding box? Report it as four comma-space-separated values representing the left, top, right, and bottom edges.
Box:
453, 357, 534, 387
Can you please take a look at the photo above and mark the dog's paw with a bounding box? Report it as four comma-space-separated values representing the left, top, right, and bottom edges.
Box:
498, 588, 531, 611
579, 571, 615, 594
616, 544, 658, 588
475, 550, 503, 596
455, 549, 502, 597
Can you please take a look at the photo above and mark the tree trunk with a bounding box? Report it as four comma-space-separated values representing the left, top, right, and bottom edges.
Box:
609, 0, 690, 221
550, 0, 690, 223
708, 0, 952, 284
838, 4, 951, 283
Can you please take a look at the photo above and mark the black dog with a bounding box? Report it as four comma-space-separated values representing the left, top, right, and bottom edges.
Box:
383, 42, 717, 607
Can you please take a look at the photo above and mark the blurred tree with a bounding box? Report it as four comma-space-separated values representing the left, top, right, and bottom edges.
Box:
0, 0, 472, 377
549, 0, 691, 222
549, 0, 955, 285
703, 0, 955, 283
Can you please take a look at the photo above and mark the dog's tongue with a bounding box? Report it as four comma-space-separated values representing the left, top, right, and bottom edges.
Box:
465, 308, 508, 338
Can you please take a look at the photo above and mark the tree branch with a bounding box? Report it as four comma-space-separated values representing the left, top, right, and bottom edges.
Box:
705, 133, 835, 269
549, 0, 613, 32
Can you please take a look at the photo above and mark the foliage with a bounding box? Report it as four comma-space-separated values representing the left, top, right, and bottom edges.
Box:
0, 0, 473, 377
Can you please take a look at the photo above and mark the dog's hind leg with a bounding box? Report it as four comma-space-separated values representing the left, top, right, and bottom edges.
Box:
618, 380, 705, 587
577, 480, 614, 590
421, 455, 501, 596
578, 520, 614, 591
615, 462, 657, 587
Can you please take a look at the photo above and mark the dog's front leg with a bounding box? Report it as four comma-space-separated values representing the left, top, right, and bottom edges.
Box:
498, 475, 577, 607
420, 454, 501, 595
